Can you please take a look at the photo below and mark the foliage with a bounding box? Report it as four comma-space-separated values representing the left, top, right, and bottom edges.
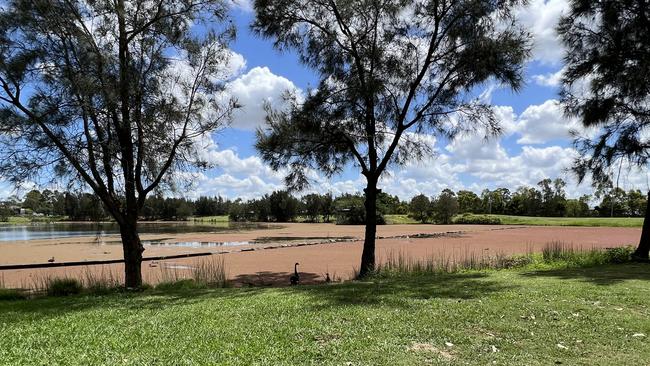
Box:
269, 190, 300, 222
302, 193, 323, 222
46, 278, 82, 297
605, 246, 635, 264
408, 194, 431, 223
253, 0, 530, 275
452, 214, 501, 225
559, 0, 650, 183
431, 189, 458, 224
335, 193, 386, 225
457, 190, 482, 214
0, 0, 237, 288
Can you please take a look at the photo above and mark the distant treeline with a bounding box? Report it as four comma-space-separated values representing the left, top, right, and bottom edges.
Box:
0, 178, 646, 223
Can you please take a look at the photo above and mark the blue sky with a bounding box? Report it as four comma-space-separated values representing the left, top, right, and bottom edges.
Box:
1, 0, 648, 200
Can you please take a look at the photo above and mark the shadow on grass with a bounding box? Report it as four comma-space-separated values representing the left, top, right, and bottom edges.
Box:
294, 272, 515, 310
232, 271, 322, 287
0, 270, 515, 322
520, 263, 650, 285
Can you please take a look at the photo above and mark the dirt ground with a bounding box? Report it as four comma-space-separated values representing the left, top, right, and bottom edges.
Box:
0, 223, 641, 288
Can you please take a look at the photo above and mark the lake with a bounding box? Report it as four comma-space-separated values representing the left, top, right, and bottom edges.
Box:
0, 222, 276, 242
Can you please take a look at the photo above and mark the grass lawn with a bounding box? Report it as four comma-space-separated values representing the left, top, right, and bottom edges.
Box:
384, 214, 419, 224
491, 215, 644, 227
0, 216, 68, 224
190, 215, 230, 223
1, 263, 649, 365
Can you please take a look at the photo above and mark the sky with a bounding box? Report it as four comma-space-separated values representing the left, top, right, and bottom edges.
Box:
1, 0, 648, 201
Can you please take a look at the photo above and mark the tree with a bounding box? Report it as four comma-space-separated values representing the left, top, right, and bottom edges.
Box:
269, 190, 299, 222
302, 193, 323, 222
432, 189, 458, 224
508, 186, 542, 216
457, 190, 482, 214
565, 195, 591, 217
0, 1, 237, 287
22, 190, 44, 214
537, 178, 567, 217
409, 194, 431, 223
559, 0, 650, 258
253, 0, 529, 276
627, 190, 647, 217
321, 193, 335, 223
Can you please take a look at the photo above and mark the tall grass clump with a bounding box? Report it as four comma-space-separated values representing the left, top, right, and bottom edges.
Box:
82, 266, 122, 294
541, 241, 634, 266
193, 256, 229, 287
47, 278, 82, 297
373, 249, 533, 277
155, 256, 229, 290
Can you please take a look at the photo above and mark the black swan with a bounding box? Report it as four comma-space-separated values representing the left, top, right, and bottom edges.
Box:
289, 262, 300, 285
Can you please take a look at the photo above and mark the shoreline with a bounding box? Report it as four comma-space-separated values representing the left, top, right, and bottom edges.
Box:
0, 223, 641, 288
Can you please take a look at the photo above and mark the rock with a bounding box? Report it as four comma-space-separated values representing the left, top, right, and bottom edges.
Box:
445, 342, 454, 348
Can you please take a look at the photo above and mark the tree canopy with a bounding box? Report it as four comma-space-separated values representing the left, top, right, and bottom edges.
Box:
252, 0, 530, 275
559, 0, 650, 258
0, 0, 237, 287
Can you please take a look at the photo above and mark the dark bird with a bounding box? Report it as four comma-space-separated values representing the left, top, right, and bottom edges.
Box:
325, 273, 331, 283
289, 262, 300, 285
47, 257, 55, 263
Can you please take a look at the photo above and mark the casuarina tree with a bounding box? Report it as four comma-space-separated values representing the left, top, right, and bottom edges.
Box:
558, 0, 650, 259
253, 0, 530, 276
0, 0, 238, 287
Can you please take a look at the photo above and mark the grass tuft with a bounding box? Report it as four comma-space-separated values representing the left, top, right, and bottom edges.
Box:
46, 278, 82, 297
0, 288, 27, 301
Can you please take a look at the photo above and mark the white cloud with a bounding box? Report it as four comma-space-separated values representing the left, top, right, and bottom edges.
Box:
226, 67, 302, 130
515, 0, 570, 64
514, 99, 581, 144
532, 67, 565, 87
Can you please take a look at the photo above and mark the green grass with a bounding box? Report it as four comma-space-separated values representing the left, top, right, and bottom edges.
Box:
0, 215, 68, 224
190, 215, 230, 223
1, 262, 649, 365
384, 214, 419, 224
384, 214, 644, 227
490, 215, 644, 227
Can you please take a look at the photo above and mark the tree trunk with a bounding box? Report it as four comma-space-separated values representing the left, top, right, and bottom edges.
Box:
119, 219, 144, 288
359, 179, 378, 278
633, 191, 650, 260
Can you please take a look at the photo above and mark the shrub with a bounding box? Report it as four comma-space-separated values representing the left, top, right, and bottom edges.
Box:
452, 214, 502, 225
47, 278, 82, 297
605, 246, 634, 264
0, 288, 27, 301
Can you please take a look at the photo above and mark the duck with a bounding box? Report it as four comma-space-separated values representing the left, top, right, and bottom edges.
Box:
47, 257, 55, 263
289, 262, 300, 285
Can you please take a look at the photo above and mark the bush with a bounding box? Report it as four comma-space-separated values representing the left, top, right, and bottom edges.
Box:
452, 214, 502, 225
605, 246, 634, 264
47, 278, 82, 297
0, 288, 27, 301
